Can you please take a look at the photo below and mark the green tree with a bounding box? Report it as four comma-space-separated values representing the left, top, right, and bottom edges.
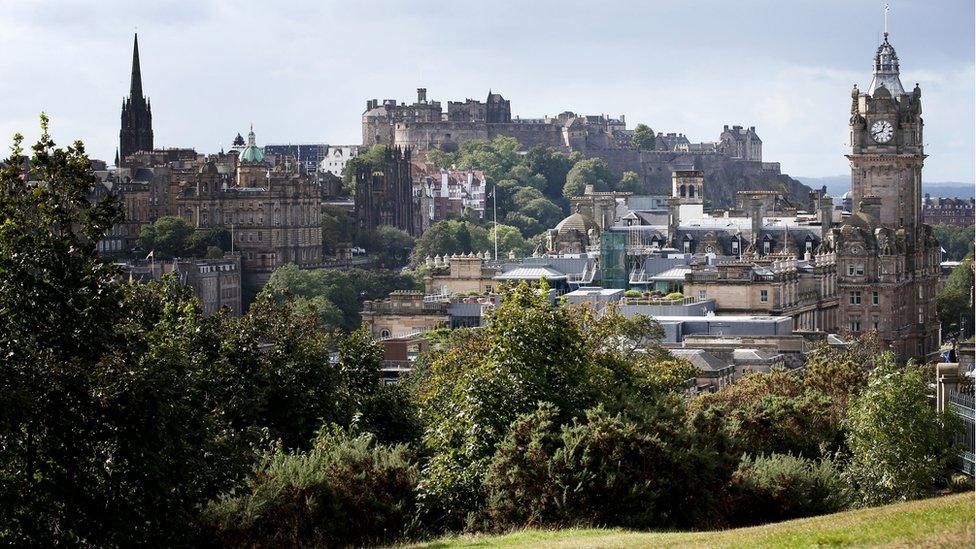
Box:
184, 226, 230, 257
632, 123, 656, 150
845, 355, 960, 505
425, 147, 456, 170
321, 204, 354, 255
489, 223, 532, 258
937, 254, 974, 339
512, 186, 544, 208
618, 170, 644, 194
409, 220, 490, 264
342, 144, 388, 195
524, 145, 576, 200
563, 158, 613, 199
519, 197, 564, 230
361, 225, 416, 268
138, 216, 194, 257
932, 224, 976, 260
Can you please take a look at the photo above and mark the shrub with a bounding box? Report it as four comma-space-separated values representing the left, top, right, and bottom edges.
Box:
202, 428, 419, 547
484, 403, 723, 531
623, 289, 642, 298
845, 356, 961, 506
664, 291, 685, 300
727, 454, 851, 525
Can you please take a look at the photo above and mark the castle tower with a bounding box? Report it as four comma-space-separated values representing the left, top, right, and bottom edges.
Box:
671, 169, 704, 204
119, 33, 153, 160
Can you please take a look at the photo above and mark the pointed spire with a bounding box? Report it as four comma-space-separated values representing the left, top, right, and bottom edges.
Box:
130, 33, 143, 99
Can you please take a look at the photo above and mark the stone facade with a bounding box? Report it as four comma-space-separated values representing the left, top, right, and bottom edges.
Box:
829, 31, 941, 363
360, 290, 450, 339
923, 195, 975, 227
354, 147, 418, 236
423, 253, 499, 295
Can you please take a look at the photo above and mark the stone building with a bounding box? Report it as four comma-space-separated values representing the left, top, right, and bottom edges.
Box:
830, 31, 941, 362
414, 164, 487, 230
354, 146, 418, 236
119, 34, 153, 162
922, 194, 975, 227
361, 290, 450, 339
719, 125, 762, 162
423, 253, 499, 295
172, 127, 323, 289
121, 255, 243, 316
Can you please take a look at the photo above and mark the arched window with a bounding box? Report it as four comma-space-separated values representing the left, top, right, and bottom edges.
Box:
380, 329, 391, 338
689, 185, 696, 198
679, 184, 687, 198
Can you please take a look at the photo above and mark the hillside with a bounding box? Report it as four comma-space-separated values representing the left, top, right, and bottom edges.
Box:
407, 492, 974, 548
798, 175, 975, 199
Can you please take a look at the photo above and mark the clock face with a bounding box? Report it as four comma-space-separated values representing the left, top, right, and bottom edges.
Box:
870, 120, 894, 143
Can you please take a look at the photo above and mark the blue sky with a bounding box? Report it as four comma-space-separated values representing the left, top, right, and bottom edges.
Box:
1, 0, 973, 181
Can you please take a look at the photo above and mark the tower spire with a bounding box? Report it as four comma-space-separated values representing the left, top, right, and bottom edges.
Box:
130, 33, 143, 99
883, 3, 889, 36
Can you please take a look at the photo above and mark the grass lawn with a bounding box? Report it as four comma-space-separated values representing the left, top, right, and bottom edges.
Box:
407, 491, 974, 548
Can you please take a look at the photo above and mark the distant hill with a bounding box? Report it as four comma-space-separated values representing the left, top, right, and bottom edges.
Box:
797, 175, 974, 199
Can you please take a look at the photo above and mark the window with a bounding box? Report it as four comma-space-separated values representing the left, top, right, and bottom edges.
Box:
683, 240, 691, 253
850, 291, 861, 305
848, 263, 864, 276
731, 239, 739, 254
485, 285, 493, 293
380, 329, 391, 338
872, 291, 879, 305
872, 314, 880, 331
760, 289, 768, 303
849, 316, 861, 332
698, 290, 707, 300
763, 240, 771, 254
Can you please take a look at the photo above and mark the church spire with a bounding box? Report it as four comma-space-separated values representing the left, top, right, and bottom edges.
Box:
130, 33, 143, 99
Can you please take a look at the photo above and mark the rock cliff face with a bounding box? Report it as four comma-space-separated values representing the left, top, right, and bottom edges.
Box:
588, 149, 813, 209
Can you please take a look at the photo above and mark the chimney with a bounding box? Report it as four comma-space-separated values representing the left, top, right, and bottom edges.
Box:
819, 196, 833, 240
667, 197, 681, 247
417, 88, 427, 103
750, 199, 763, 253
858, 197, 882, 224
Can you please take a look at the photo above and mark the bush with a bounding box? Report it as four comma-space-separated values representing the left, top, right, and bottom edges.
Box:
664, 291, 685, 300
484, 403, 723, 531
202, 428, 419, 547
727, 454, 851, 525
845, 357, 961, 506
623, 289, 642, 298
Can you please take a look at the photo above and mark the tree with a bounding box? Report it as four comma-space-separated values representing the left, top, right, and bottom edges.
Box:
845, 355, 960, 505
937, 254, 974, 339
512, 186, 544, 208
321, 204, 354, 255
425, 147, 456, 170
184, 227, 230, 257
618, 171, 644, 194
489, 223, 532, 258
524, 145, 576, 200
361, 225, 415, 268
632, 123, 656, 150
138, 216, 194, 257
342, 144, 388, 195
409, 220, 490, 264
932, 224, 976, 260
563, 158, 612, 199
519, 197, 564, 230
0, 118, 251, 545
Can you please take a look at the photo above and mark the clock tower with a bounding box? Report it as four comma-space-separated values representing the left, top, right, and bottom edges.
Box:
831, 29, 941, 364
847, 31, 924, 232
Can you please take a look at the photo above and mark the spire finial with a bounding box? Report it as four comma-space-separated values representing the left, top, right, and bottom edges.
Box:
883, 3, 890, 36
129, 32, 143, 98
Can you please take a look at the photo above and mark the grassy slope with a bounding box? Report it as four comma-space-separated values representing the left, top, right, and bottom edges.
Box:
408, 492, 974, 548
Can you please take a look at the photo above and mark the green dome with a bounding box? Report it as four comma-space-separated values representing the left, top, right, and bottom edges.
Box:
238, 127, 265, 164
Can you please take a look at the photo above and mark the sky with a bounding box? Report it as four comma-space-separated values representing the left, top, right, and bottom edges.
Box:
1, 0, 973, 182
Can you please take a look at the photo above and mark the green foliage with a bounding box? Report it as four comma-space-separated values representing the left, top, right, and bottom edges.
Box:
202, 428, 419, 548
937, 254, 974, 339
321, 204, 354, 255
618, 170, 644, 194
261, 264, 418, 332
624, 289, 642, 297
690, 370, 839, 459
803, 334, 878, 423
728, 454, 852, 526
410, 220, 490, 264
455, 136, 521, 184
138, 215, 192, 257
489, 223, 533, 258
425, 147, 455, 170
632, 123, 656, 150
932, 224, 975, 261
563, 158, 613, 199
361, 224, 416, 268
512, 186, 544, 208
342, 144, 388, 194
845, 356, 961, 506
485, 402, 726, 530
519, 197, 563, 230
664, 291, 685, 300
416, 287, 698, 529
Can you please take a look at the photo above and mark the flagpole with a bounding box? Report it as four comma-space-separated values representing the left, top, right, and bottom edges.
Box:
492, 188, 498, 261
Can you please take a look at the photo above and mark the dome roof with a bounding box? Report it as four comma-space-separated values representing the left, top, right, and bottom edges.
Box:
555, 212, 598, 234
868, 32, 904, 95
238, 126, 265, 164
